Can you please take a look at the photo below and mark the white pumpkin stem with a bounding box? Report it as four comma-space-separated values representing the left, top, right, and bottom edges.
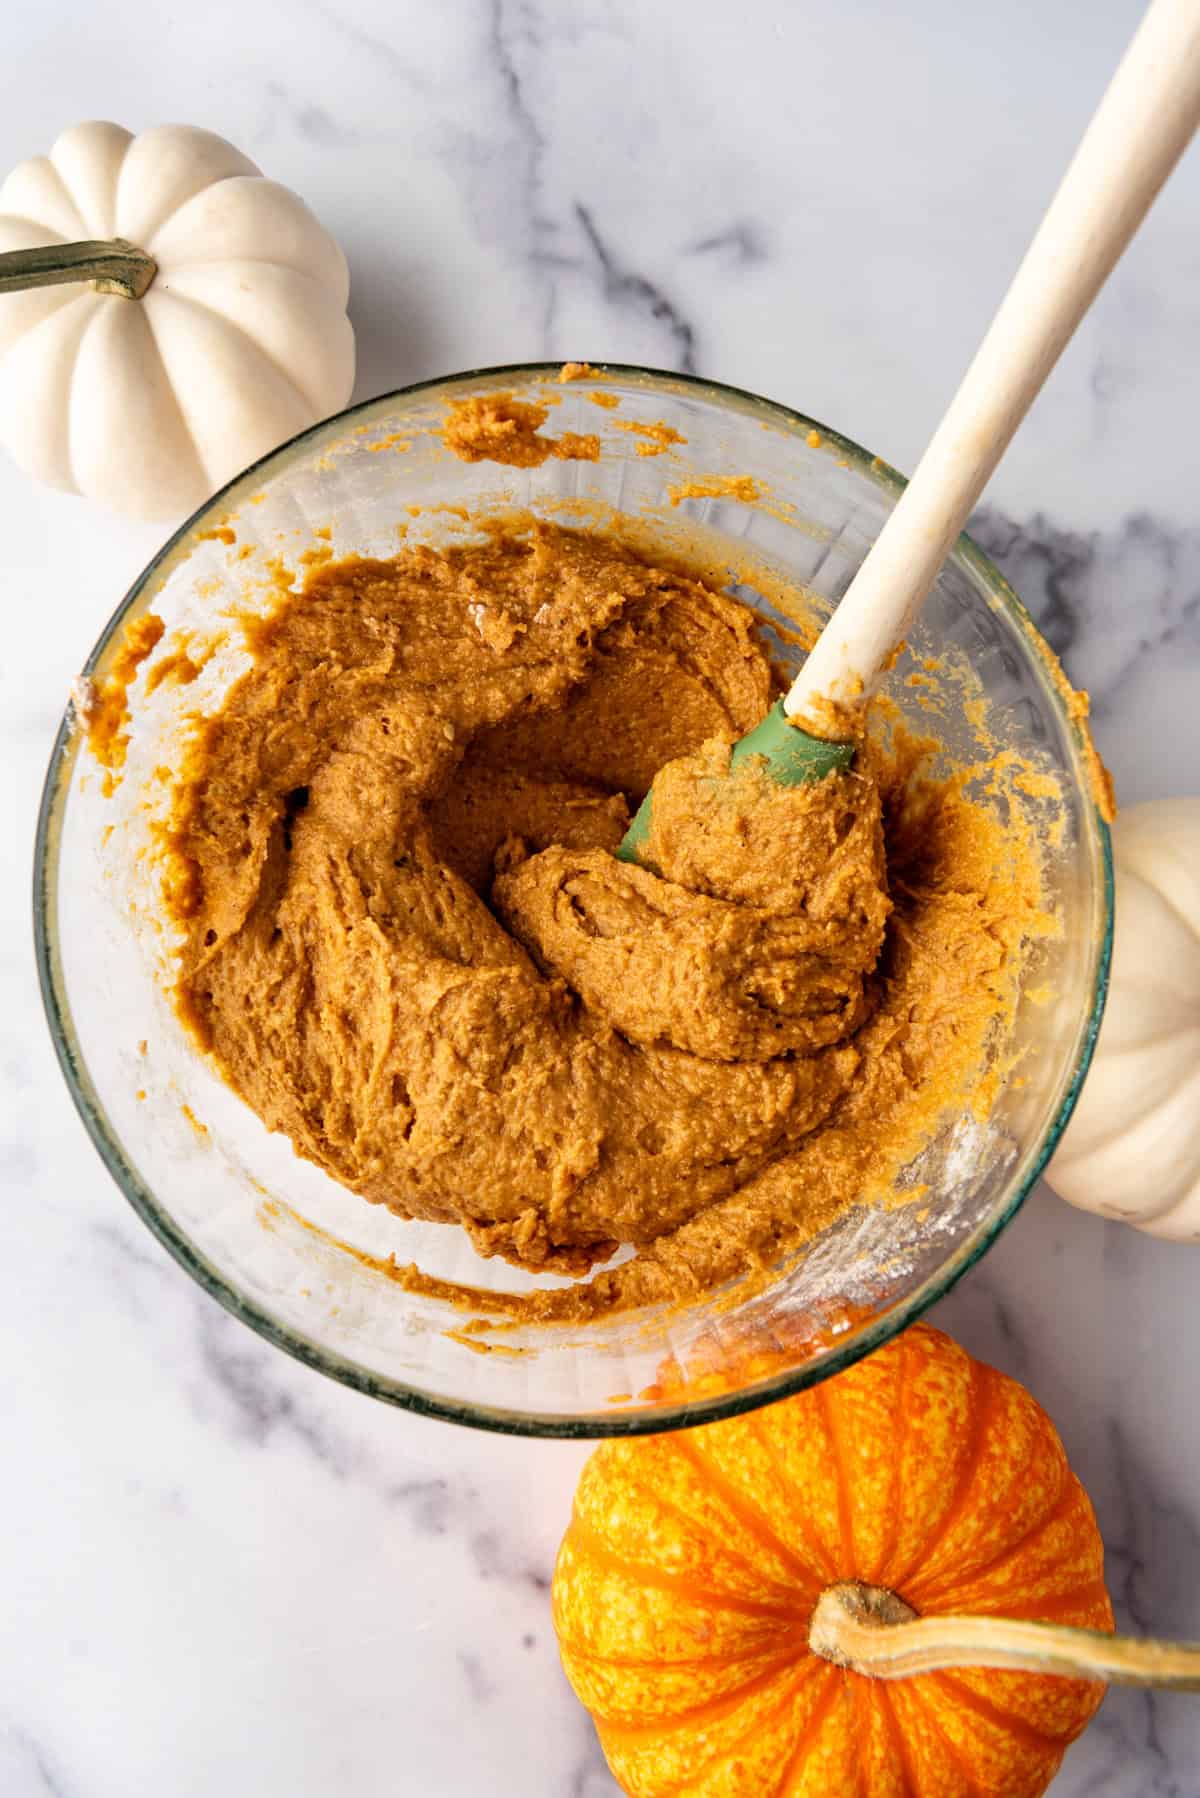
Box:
0, 238, 156, 301
809, 1581, 1200, 1689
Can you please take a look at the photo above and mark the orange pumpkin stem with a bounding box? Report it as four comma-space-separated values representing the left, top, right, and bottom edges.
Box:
809, 1581, 1200, 1690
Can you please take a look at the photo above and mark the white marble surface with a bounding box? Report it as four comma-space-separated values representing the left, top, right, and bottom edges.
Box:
2, 1, 1199, 1792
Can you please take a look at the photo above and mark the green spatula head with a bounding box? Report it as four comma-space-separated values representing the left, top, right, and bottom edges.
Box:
616, 699, 855, 867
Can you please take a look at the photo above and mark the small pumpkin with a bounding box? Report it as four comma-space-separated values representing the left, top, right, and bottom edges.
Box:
555, 1324, 1113, 1797
1048, 796, 1200, 1237
0, 121, 354, 520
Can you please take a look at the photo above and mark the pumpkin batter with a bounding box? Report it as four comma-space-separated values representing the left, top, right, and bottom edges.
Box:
162, 521, 1043, 1320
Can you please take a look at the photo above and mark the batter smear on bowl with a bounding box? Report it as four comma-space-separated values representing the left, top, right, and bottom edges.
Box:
157, 520, 1047, 1323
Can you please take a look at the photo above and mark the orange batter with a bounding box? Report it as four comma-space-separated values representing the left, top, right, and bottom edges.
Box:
149, 520, 1046, 1320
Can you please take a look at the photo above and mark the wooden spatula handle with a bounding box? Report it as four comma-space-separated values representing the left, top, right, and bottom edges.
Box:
784, 0, 1200, 732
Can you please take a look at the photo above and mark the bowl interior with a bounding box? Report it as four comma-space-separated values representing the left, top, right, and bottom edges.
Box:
36, 365, 1112, 1435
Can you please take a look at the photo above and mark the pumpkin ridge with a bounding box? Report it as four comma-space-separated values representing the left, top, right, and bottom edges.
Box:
888, 1354, 996, 1591
1052, 1053, 1200, 1159
0, 229, 82, 358
110, 129, 137, 241
1090, 1018, 1200, 1055
971, 1576, 1112, 1624
907, 1472, 1077, 1609
0, 213, 67, 245
145, 288, 319, 425
845, 1675, 879, 1798
63, 298, 117, 494
816, 1377, 858, 1571
926, 1669, 1078, 1750
610, 1458, 815, 1602
159, 256, 339, 283
50, 125, 130, 238
563, 1513, 804, 1621
675, 1430, 835, 1588
873, 1683, 925, 1796
563, 1629, 812, 1675
745, 1409, 844, 1584
23, 158, 87, 239
672, 1664, 835, 1798
892, 1681, 994, 1798
869, 1326, 913, 1585
596, 1648, 823, 1747
775, 1663, 843, 1797
139, 297, 229, 489
631, 1660, 833, 1798
115, 132, 261, 245
1119, 857, 1200, 950
0, 280, 93, 379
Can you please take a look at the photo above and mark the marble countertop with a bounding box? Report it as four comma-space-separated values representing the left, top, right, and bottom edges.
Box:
3, 1, 1199, 1792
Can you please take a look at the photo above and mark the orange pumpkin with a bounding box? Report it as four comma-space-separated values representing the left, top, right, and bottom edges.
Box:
554, 1323, 1114, 1797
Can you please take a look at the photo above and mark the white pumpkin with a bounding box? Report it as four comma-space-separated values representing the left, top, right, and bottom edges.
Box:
0, 121, 354, 519
1047, 797, 1200, 1238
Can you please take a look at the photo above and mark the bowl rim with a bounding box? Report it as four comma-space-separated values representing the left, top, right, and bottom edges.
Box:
32, 360, 1114, 1438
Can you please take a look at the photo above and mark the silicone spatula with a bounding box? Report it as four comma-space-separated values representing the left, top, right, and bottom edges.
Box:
618, 0, 1200, 866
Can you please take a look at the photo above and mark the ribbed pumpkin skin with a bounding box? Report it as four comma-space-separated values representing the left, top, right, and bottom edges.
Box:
554, 1325, 1112, 1797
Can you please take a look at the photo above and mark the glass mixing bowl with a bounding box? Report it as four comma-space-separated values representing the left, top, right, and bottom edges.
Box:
34, 364, 1112, 1436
